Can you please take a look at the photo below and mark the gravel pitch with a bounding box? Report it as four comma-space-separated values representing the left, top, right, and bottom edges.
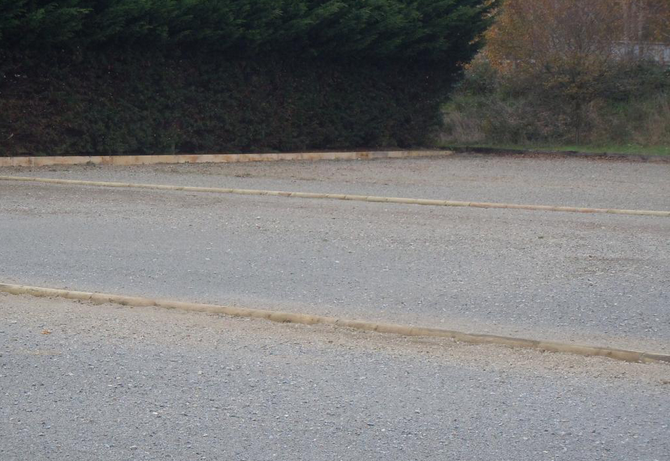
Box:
1, 293, 669, 461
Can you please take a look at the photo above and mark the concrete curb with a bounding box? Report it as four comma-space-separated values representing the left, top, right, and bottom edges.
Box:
2, 175, 669, 218
0, 150, 452, 168
1, 283, 668, 364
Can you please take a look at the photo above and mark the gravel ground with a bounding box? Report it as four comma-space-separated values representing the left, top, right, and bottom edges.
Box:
1, 154, 669, 211
0, 173, 668, 352
1, 293, 669, 461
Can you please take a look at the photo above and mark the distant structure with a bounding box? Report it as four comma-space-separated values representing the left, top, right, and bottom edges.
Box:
613, 41, 670, 66
619, 0, 670, 65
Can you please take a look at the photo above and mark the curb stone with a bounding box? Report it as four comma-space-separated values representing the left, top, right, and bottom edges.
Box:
1, 175, 668, 218
1, 283, 668, 365
0, 150, 453, 168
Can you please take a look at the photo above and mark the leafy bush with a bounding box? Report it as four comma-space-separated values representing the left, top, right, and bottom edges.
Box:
441, 56, 670, 147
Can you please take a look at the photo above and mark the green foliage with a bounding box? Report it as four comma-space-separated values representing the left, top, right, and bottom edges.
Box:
0, 52, 451, 155
0, 0, 496, 61
441, 57, 670, 147
0, 0, 495, 155
0, 0, 90, 47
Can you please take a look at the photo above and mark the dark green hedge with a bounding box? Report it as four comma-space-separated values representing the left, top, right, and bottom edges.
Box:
1, 52, 453, 155
0, 1, 496, 156
0, 1, 494, 62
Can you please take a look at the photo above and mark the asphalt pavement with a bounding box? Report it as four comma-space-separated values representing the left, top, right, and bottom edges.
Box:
2, 293, 669, 461
2, 154, 669, 210
1, 155, 670, 461
0, 155, 668, 352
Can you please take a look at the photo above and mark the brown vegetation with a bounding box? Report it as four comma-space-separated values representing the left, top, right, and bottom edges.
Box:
441, 0, 670, 148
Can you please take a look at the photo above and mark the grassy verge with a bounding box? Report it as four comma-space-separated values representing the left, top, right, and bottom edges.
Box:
440, 143, 670, 157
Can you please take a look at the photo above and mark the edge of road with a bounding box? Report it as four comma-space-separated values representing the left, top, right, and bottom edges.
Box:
442, 146, 670, 163
1, 283, 669, 365
2, 148, 669, 168
1, 175, 669, 218
0, 150, 452, 168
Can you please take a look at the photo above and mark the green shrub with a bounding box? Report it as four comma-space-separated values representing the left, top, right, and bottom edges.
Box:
0, 52, 455, 155
0, 0, 496, 155
0, 0, 495, 60
440, 57, 670, 147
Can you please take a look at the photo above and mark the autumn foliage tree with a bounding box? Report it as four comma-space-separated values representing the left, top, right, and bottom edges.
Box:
441, 0, 670, 147
484, 0, 629, 142
621, 0, 670, 43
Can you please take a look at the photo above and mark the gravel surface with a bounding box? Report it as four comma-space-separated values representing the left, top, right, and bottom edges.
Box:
2, 154, 669, 210
1, 171, 669, 352
1, 293, 669, 461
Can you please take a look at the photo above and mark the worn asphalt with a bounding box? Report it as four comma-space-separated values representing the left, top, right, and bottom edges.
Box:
2, 293, 669, 461
1, 154, 669, 210
1, 154, 669, 460
0, 155, 668, 352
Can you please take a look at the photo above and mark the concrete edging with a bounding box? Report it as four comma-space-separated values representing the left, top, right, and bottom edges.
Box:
0, 150, 453, 168
1, 283, 668, 364
1, 175, 669, 218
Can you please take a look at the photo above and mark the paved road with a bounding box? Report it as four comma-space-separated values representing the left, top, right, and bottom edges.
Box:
1, 156, 669, 352
2, 294, 669, 461
2, 154, 669, 210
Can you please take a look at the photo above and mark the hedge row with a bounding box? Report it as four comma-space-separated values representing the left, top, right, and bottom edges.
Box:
1, 0, 494, 62
0, 1, 495, 156
1, 52, 452, 155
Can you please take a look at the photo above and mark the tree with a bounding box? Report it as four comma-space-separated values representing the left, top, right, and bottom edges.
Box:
1, 1, 499, 155
0, 0, 498, 62
621, 0, 670, 43
483, 0, 644, 143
